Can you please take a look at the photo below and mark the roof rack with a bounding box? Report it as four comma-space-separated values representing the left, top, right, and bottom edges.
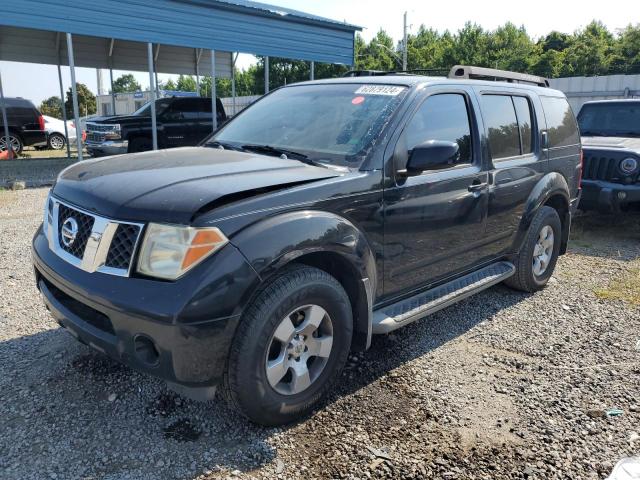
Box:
343, 68, 448, 78
343, 70, 389, 77
447, 65, 549, 87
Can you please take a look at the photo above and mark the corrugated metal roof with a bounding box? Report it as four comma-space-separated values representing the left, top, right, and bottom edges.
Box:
193, 0, 361, 30
0, 0, 359, 65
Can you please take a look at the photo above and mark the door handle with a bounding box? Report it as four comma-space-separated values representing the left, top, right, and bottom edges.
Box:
468, 182, 488, 192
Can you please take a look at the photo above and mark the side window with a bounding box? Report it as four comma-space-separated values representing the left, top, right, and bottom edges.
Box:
404, 93, 473, 165
540, 96, 579, 148
512, 96, 533, 154
481, 95, 520, 159
164, 99, 200, 120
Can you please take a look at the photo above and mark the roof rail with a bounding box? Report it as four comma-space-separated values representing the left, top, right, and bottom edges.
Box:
343, 70, 389, 77
448, 65, 549, 87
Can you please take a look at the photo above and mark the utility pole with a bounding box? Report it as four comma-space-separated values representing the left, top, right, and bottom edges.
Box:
402, 11, 408, 71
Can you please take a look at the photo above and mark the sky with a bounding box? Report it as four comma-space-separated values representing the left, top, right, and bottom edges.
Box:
0, 0, 636, 107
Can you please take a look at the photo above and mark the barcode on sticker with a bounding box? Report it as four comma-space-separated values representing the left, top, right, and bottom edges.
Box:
355, 85, 404, 96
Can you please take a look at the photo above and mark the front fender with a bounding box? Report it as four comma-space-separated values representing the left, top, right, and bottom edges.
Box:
232, 210, 376, 284
512, 172, 570, 252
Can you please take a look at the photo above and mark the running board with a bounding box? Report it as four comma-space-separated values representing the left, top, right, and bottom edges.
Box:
372, 261, 515, 334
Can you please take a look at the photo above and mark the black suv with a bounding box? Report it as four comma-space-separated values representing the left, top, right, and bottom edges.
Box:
85, 96, 227, 157
33, 66, 582, 425
577, 99, 640, 212
0, 97, 46, 153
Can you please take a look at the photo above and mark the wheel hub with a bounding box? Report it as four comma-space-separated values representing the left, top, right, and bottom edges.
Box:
265, 304, 334, 395
532, 225, 554, 277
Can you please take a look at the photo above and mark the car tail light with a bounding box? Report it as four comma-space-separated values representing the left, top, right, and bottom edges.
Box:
578, 149, 584, 189
38, 115, 45, 131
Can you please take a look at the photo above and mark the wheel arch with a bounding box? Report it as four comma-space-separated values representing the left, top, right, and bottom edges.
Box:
512, 172, 571, 255
231, 210, 377, 351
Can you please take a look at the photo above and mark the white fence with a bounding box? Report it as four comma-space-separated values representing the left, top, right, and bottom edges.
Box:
549, 75, 640, 113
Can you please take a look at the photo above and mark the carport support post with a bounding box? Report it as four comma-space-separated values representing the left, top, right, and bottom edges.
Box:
109, 68, 116, 115
147, 42, 158, 150
210, 50, 217, 132
264, 56, 269, 94
0, 71, 11, 157
310, 61, 315, 80
66, 33, 83, 162
56, 64, 72, 159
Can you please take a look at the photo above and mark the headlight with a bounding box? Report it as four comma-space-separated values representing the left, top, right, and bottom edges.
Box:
137, 224, 228, 280
104, 124, 121, 140
620, 157, 638, 175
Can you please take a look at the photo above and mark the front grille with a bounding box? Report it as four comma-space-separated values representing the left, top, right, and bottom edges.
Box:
86, 132, 106, 143
57, 204, 95, 259
86, 122, 118, 133
105, 224, 141, 270
583, 156, 622, 181
49, 198, 144, 277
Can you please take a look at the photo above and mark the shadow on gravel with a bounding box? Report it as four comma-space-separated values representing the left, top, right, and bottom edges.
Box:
1, 285, 532, 479
570, 211, 640, 261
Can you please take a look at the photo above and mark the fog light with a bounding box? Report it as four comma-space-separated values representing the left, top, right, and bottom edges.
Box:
617, 191, 627, 200
134, 335, 160, 366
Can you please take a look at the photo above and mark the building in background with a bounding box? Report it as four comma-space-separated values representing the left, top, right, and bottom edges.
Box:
96, 91, 261, 117
549, 74, 640, 113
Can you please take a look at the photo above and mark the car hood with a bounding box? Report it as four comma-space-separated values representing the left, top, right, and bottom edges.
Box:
52, 147, 340, 224
87, 115, 140, 124
581, 136, 640, 152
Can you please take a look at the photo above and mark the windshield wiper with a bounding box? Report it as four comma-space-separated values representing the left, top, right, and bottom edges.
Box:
205, 140, 243, 151
240, 144, 327, 168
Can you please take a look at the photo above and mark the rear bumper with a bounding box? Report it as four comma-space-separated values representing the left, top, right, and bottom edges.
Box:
86, 140, 128, 157
32, 225, 258, 390
579, 180, 640, 212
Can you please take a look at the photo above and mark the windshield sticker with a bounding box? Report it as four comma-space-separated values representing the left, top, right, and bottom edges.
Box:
352, 96, 365, 105
354, 85, 404, 96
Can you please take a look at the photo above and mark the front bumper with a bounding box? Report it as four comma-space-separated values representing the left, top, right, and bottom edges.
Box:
579, 179, 640, 212
86, 140, 128, 157
32, 225, 259, 392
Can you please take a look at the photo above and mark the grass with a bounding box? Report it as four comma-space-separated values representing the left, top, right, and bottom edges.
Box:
594, 266, 640, 307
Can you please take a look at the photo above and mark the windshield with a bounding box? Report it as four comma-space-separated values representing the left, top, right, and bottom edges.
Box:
206, 83, 408, 166
578, 102, 640, 137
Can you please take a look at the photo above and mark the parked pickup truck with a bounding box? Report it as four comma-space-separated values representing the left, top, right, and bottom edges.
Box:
577, 99, 640, 212
33, 66, 582, 426
85, 96, 226, 157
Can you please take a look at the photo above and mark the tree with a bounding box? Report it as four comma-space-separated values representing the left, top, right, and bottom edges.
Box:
65, 83, 96, 118
39, 96, 63, 118
111, 73, 141, 93
176, 75, 197, 92
159, 78, 177, 91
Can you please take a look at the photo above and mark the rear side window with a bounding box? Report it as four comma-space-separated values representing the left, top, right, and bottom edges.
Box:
404, 93, 473, 165
481, 95, 520, 159
512, 96, 533, 154
540, 96, 579, 147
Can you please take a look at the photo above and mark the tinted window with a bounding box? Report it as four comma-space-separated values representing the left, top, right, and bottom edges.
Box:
513, 96, 533, 154
577, 102, 640, 137
200, 98, 226, 121
404, 93, 472, 165
482, 95, 520, 159
540, 96, 579, 147
166, 98, 200, 120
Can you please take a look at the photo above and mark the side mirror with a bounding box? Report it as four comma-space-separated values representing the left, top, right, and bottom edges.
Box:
407, 140, 460, 173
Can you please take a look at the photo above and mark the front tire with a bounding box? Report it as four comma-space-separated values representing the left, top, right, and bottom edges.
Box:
128, 137, 152, 153
505, 206, 562, 292
222, 265, 353, 426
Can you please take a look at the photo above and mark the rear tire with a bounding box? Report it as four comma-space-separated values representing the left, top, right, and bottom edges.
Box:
0, 133, 23, 154
128, 137, 152, 153
222, 265, 352, 426
505, 206, 561, 292
48, 133, 66, 150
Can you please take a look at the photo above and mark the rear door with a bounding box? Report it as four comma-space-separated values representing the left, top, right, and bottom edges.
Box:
159, 98, 202, 147
197, 98, 226, 141
382, 88, 490, 299
478, 88, 548, 256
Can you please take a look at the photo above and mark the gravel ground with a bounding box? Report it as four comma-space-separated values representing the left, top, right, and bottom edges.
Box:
1, 187, 639, 480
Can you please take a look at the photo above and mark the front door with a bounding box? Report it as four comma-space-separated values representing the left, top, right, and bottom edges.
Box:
383, 90, 489, 300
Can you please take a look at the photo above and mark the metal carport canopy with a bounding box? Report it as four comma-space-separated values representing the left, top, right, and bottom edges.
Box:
1, 0, 361, 65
